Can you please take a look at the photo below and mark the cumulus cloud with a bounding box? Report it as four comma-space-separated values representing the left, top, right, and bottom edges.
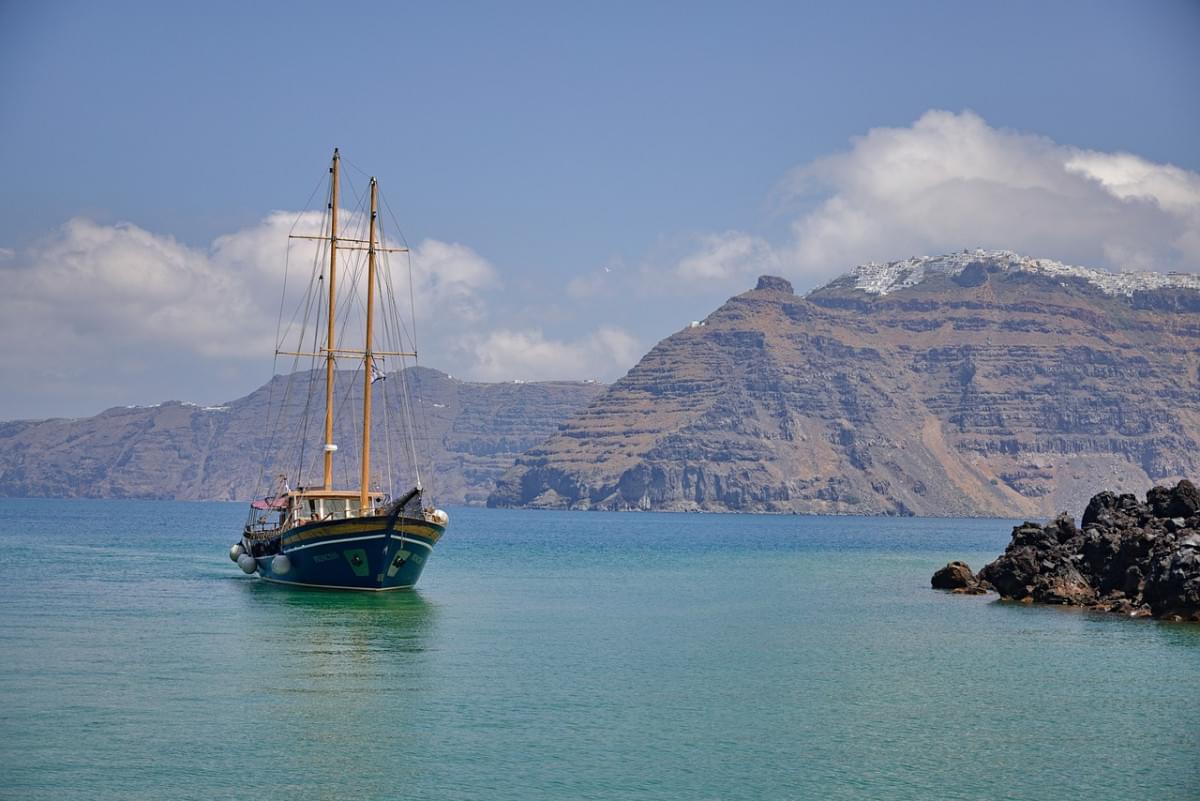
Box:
409, 239, 499, 322
675, 110, 1200, 289
1064, 151, 1200, 214
4, 218, 273, 360
455, 326, 642, 383
675, 231, 780, 282
0, 214, 501, 417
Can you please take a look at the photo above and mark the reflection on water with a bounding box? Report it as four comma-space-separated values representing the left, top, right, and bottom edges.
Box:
245, 581, 439, 656
1153, 618, 1200, 649
977, 593, 1200, 648
234, 584, 442, 751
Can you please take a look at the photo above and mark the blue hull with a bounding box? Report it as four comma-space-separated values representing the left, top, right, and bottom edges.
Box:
249, 515, 443, 591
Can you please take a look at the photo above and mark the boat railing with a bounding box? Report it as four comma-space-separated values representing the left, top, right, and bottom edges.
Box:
244, 520, 282, 539
244, 507, 285, 538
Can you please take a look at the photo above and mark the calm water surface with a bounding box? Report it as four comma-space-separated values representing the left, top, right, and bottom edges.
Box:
0, 500, 1197, 800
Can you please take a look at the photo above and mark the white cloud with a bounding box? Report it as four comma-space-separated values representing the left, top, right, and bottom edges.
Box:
409, 239, 499, 322
0, 214, 503, 418
675, 231, 780, 283
1064, 151, 1200, 214
674, 110, 1200, 290
6, 217, 273, 360
213, 211, 501, 324
455, 326, 641, 383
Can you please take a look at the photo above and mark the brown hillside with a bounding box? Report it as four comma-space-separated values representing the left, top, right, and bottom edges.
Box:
489, 253, 1200, 516
0, 367, 605, 504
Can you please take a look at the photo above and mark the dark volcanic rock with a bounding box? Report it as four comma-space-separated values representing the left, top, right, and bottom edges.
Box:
931, 561, 975, 589
931, 561, 990, 594
1165, 479, 1200, 518
961, 480, 1200, 621
1081, 491, 1119, 528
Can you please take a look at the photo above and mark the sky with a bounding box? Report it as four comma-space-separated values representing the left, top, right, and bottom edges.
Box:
1, 0, 1198, 419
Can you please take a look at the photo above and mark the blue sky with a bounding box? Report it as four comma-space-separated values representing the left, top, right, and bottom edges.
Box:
1, 0, 1198, 418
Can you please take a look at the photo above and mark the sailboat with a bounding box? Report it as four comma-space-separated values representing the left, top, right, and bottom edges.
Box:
228, 149, 447, 590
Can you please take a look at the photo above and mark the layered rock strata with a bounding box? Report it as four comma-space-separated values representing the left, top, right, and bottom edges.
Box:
490, 251, 1200, 516
0, 368, 605, 503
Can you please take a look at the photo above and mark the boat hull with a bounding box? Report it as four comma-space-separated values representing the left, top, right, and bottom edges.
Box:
249, 515, 443, 591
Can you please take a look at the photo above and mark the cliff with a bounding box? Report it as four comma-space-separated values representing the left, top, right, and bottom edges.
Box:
0, 367, 605, 504
489, 251, 1200, 517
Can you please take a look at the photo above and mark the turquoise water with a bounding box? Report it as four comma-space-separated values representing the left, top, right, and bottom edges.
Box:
1, 501, 1197, 800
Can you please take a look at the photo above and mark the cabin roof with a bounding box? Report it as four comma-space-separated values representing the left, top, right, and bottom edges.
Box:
289, 489, 386, 500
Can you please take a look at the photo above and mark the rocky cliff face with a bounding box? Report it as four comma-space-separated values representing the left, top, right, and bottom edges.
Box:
489, 251, 1200, 517
0, 367, 604, 504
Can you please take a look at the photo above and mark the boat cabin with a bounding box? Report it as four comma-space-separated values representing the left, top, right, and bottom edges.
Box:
245, 488, 389, 537
287, 489, 389, 524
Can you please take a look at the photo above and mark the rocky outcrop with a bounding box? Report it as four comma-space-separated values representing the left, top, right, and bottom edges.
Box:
490, 250, 1200, 516
955, 480, 1200, 621
755, 275, 794, 293
0, 368, 605, 503
930, 561, 989, 594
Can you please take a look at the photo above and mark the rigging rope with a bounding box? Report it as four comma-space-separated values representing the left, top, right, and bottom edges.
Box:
253, 172, 328, 499
255, 155, 439, 509
380, 198, 432, 498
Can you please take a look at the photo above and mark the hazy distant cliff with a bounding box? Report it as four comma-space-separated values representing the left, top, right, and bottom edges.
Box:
0, 367, 605, 503
489, 251, 1200, 517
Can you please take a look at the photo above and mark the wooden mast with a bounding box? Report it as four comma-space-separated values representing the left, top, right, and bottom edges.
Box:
276, 153, 416, 506
360, 177, 378, 508
323, 149, 340, 491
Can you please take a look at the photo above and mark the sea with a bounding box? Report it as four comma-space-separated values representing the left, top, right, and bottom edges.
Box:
0, 499, 1197, 801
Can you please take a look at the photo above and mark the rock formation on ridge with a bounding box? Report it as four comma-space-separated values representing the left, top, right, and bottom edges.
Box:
489, 251, 1200, 516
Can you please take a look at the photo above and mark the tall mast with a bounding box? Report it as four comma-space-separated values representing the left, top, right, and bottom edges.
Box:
323, 149, 340, 490
360, 177, 378, 508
